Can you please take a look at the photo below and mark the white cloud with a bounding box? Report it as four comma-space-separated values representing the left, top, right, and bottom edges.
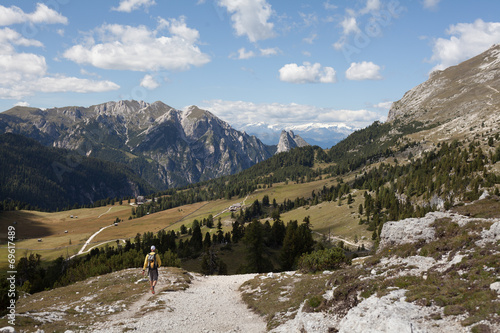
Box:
140, 74, 160, 90
300, 12, 318, 27
63, 18, 210, 71
346, 61, 382, 80
199, 99, 382, 128
430, 19, 500, 71
341, 16, 360, 35
333, 14, 360, 50
374, 101, 393, 110
0, 3, 68, 26
279, 62, 336, 84
161, 16, 200, 43
303, 33, 317, 44
260, 47, 279, 56
423, 0, 440, 9
0, 28, 118, 99
0, 27, 43, 49
333, 1, 396, 51
235, 47, 255, 59
231, 47, 279, 59
15, 101, 30, 107
33, 76, 119, 93
360, 0, 381, 14
80, 68, 100, 78
323, 1, 338, 10
218, 0, 275, 42
112, 0, 156, 13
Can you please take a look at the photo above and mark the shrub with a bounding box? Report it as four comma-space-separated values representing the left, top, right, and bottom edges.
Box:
307, 295, 322, 309
298, 247, 350, 273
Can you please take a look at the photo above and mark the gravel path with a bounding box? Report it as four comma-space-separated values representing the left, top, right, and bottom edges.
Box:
91, 272, 267, 333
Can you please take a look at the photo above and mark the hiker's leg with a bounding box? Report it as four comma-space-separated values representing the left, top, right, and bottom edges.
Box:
148, 270, 154, 289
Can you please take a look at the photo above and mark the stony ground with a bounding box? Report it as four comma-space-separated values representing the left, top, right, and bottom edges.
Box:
90, 273, 267, 333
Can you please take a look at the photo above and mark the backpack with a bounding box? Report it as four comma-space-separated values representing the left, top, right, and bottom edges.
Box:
147, 253, 157, 269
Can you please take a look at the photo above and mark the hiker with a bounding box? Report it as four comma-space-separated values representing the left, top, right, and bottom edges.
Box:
143, 245, 162, 294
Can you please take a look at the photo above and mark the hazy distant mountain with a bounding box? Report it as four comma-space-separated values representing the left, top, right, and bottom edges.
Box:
239, 122, 356, 149
0, 101, 274, 189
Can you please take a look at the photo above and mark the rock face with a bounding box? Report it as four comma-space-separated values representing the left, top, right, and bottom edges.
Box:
386, 44, 500, 145
378, 212, 444, 250
276, 130, 309, 154
388, 44, 500, 126
338, 289, 465, 333
0, 101, 274, 189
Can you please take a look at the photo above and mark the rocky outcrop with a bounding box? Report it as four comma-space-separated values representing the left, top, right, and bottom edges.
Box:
378, 212, 442, 250
276, 130, 309, 154
338, 289, 467, 333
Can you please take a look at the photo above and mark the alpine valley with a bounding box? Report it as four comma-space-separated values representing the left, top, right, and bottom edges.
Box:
1, 45, 500, 332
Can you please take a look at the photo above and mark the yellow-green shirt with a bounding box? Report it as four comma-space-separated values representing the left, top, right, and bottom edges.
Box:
143, 251, 161, 270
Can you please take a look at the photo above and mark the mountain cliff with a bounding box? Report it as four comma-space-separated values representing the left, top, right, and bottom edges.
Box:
0, 101, 274, 189
388, 44, 500, 141
276, 130, 309, 154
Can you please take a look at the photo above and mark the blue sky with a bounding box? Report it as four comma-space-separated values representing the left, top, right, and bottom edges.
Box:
1, 0, 500, 130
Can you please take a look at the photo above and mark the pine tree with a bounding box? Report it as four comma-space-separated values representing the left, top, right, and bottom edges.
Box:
242, 220, 272, 273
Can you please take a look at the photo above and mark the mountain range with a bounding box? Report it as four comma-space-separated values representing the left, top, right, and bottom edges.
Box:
2, 44, 500, 211
0, 101, 310, 191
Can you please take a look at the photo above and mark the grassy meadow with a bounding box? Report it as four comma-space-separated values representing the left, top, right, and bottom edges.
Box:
0, 168, 371, 270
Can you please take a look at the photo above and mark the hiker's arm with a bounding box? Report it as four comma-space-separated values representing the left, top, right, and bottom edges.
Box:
142, 255, 148, 271
157, 254, 162, 268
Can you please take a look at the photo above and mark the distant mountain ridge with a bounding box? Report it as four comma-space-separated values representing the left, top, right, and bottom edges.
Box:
239, 122, 355, 149
0, 101, 274, 189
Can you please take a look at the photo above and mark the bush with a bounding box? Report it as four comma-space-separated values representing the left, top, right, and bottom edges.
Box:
297, 247, 350, 273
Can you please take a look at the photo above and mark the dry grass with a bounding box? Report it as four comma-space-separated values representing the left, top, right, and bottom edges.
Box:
240, 271, 330, 330
0, 267, 191, 332
451, 197, 500, 218
92, 202, 207, 243
279, 190, 372, 247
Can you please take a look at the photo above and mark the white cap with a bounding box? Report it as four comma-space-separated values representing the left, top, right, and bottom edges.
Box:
151, 245, 156, 251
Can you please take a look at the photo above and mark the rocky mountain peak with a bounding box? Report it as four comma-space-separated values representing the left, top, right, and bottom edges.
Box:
276, 130, 309, 154
387, 44, 500, 130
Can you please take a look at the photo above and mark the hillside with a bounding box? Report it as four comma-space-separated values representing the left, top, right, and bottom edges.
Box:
388, 44, 500, 142
2, 198, 498, 332
0, 133, 153, 211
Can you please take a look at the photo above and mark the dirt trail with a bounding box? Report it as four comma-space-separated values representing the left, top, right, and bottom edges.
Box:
91, 272, 267, 333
